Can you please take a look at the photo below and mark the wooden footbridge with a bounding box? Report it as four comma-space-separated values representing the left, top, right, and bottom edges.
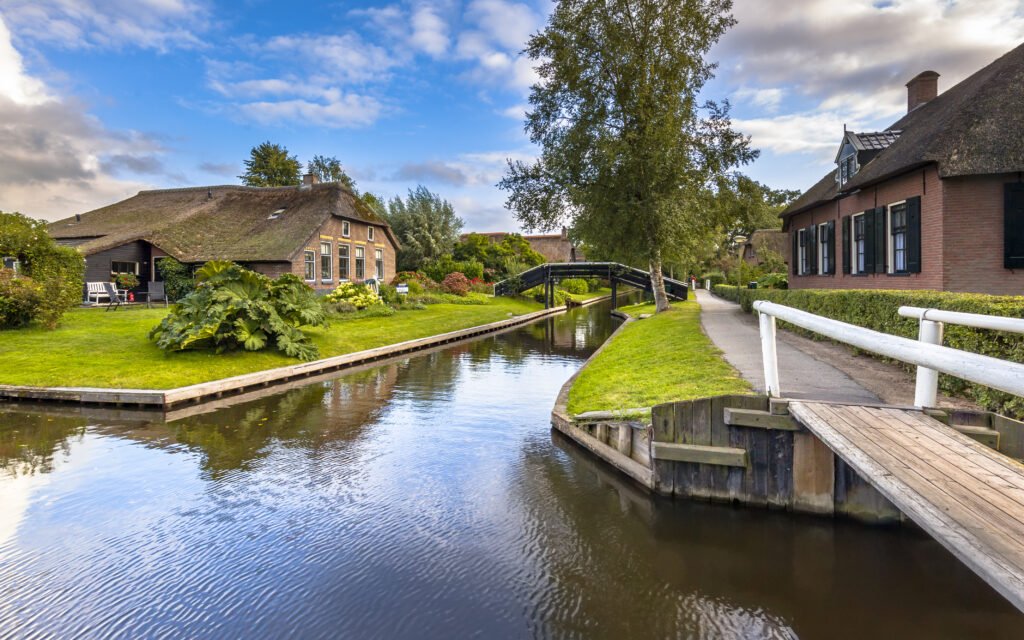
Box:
494, 262, 688, 307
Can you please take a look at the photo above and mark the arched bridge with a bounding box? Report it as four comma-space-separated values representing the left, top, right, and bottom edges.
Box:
494, 262, 689, 308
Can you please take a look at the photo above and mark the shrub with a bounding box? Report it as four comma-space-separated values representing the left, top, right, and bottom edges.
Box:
391, 271, 436, 294
0, 269, 42, 329
729, 288, 1024, 418
157, 257, 195, 301
441, 272, 471, 296
408, 292, 488, 305
757, 272, 788, 290
0, 211, 85, 329
115, 272, 139, 290
711, 284, 740, 302
559, 278, 589, 294
525, 285, 568, 307
149, 261, 326, 360
324, 282, 383, 309
326, 300, 358, 314
586, 277, 603, 292
422, 255, 484, 282
701, 271, 727, 287
378, 283, 400, 305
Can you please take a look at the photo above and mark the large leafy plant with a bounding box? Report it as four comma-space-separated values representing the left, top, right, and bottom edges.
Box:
149, 261, 327, 360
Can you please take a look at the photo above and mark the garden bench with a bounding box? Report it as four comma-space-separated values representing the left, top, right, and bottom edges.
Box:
86, 281, 113, 303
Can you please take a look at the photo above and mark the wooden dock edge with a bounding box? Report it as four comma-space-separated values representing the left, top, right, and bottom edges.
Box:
0, 302, 575, 409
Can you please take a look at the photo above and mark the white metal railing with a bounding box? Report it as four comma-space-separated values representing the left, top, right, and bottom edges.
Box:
753, 300, 1024, 407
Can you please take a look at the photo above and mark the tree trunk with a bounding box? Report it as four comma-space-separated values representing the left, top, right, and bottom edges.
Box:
650, 252, 670, 312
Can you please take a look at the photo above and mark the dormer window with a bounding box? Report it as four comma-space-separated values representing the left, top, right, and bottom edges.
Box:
839, 153, 857, 185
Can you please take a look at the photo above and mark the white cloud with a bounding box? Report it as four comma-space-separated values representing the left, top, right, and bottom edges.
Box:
0, 0, 210, 51
733, 87, 784, 113
0, 15, 159, 219
409, 5, 449, 57
238, 95, 383, 129
455, 0, 543, 93
465, 0, 538, 50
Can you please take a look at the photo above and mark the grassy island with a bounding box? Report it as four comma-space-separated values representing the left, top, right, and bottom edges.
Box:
567, 300, 749, 414
0, 297, 542, 389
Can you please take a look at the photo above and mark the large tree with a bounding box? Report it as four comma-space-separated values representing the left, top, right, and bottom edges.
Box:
306, 154, 357, 191
385, 186, 464, 271
240, 142, 301, 187
499, 0, 755, 311
716, 175, 800, 251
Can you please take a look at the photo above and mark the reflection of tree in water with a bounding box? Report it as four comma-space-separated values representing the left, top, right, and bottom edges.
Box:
171, 365, 400, 478
0, 411, 88, 477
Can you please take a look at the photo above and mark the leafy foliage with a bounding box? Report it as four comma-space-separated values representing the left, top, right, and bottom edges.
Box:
390, 271, 436, 295
441, 272, 471, 296
149, 261, 326, 360
453, 233, 545, 280
559, 278, 589, 294
115, 272, 139, 290
421, 255, 484, 282
156, 257, 195, 301
0, 211, 85, 329
324, 282, 383, 310
0, 269, 42, 329
499, 0, 755, 311
385, 186, 464, 271
306, 154, 357, 190
240, 141, 301, 187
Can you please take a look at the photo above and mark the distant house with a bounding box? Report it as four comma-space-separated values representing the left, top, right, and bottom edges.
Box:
48, 175, 400, 295
741, 229, 787, 267
781, 43, 1024, 294
463, 228, 584, 263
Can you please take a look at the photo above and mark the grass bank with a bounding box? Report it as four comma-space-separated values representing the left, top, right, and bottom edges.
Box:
567, 300, 750, 414
565, 287, 612, 303
0, 297, 542, 389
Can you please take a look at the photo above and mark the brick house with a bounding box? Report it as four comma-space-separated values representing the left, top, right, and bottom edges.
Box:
741, 229, 787, 267
781, 43, 1024, 294
48, 175, 399, 295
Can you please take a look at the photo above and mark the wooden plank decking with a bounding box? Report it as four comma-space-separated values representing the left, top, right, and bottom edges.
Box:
789, 401, 1024, 613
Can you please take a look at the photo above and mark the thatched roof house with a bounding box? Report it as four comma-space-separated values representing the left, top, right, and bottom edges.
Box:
781, 42, 1024, 295
49, 177, 400, 292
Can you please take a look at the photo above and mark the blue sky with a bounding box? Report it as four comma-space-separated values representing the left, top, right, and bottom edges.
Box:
1, 1, 1023, 229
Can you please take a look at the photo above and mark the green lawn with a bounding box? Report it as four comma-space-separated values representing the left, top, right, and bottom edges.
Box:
0, 297, 542, 389
567, 299, 750, 414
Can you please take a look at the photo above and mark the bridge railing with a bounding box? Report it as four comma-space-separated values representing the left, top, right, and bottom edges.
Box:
753, 300, 1024, 407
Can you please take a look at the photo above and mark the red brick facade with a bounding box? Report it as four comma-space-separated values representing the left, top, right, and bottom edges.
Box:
288, 216, 397, 291
787, 168, 1024, 294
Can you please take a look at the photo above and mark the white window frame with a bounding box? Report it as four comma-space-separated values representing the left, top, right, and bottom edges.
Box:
888, 200, 908, 274
320, 241, 333, 282
3, 256, 21, 273
111, 261, 139, 275
303, 250, 316, 281
339, 244, 350, 281
851, 213, 866, 274
818, 225, 830, 274
367, 226, 375, 242
342, 220, 351, 238
375, 248, 383, 280
355, 246, 365, 280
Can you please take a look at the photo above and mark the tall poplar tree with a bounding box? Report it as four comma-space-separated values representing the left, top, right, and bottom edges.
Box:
499, 0, 756, 311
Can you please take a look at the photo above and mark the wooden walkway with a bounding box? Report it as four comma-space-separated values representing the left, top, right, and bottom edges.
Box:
789, 401, 1024, 612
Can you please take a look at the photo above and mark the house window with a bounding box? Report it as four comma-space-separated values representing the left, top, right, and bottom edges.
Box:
368, 226, 375, 242
320, 241, 333, 281
339, 244, 350, 280
852, 213, 866, 274
111, 261, 138, 275
375, 249, 384, 280
797, 229, 810, 275
304, 250, 315, 281
889, 202, 908, 273
342, 220, 351, 237
818, 225, 830, 274
838, 155, 857, 186
355, 246, 365, 280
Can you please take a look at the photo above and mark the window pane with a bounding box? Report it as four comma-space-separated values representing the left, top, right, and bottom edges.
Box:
375, 249, 383, 279
304, 250, 315, 280
339, 244, 349, 280
355, 246, 364, 279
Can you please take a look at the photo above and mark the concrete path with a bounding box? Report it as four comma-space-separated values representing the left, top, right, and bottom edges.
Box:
695, 289, 880, 404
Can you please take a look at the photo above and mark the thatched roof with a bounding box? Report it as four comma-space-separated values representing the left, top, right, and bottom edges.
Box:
782, 41, 1024, 219
49, 183, 398, 262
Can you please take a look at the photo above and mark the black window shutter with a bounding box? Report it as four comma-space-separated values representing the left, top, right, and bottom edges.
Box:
873, 206, 887, 274
906, 196, 922, 273
808, 225, 818, 275
1005, 184, 1024, 268
827, 221, 837, 274
863, 209, 876, 273
841, 216, 851, 274
791, 229, 799, 275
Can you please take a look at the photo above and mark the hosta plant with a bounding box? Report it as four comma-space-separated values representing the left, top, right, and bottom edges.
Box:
149, 261, 327, 360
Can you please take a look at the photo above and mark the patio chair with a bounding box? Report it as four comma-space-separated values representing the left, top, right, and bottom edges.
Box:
146, 281, 169, 308
102, 282, 124, 311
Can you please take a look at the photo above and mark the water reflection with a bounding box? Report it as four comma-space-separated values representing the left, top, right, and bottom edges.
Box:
0, 298, 1021, 639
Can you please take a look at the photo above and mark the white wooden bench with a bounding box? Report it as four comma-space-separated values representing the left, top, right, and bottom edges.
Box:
86, 281, 113, 303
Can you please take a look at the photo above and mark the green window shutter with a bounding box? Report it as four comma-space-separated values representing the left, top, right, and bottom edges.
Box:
863, 209, 876, 273
827, 221, 837, 274
1005, 184, 1024, 268
791, 229, 799, 275
808, 225, 818, 275
841, 216, 851, 274
906, 196, 922, 273
873, 206, 887, 274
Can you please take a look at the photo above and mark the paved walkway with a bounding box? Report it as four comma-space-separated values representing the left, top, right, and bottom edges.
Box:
695, 290, 880, 404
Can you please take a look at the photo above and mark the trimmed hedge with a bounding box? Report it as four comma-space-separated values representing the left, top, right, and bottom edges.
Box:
711, 286, 1024, 418
712, 284, 740, 302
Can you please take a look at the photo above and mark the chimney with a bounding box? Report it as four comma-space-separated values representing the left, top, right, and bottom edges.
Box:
560, 226, 568, 240
301, 173, 319, 188
906, 70, 940, 112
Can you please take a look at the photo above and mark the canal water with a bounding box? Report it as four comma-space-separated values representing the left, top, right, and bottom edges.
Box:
1, 300, 1022, 639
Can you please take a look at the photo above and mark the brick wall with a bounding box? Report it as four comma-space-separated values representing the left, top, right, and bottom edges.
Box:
943, 173, 1024, 295
788, 166, 944, 290
291, 216, 397, 291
